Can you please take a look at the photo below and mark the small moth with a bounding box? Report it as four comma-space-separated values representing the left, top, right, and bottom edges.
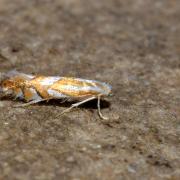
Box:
0, 71, 112, 119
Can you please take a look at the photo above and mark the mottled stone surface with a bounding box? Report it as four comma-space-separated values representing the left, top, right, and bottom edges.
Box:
0, 0, 180, 179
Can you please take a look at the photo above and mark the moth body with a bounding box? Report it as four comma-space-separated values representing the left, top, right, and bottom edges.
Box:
0, 71, 112, 119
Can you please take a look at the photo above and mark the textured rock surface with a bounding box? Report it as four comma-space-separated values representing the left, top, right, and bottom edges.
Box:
0, 0, 180, 179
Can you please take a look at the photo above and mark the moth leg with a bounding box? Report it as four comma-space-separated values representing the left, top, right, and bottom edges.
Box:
97, 95, 109, 120
60, 98, 70, 103
13, 98, 49, 107
58, 96, 97, 117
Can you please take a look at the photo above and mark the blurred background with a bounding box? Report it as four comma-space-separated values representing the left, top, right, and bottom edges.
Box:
0, 0, 180, 179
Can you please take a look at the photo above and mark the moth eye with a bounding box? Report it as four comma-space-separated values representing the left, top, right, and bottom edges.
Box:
2, 81, 9, 87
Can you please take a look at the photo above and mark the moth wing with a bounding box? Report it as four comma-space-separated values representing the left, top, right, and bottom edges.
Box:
4, 70, 35, 80
47, 89, 67, 98
38, 77, 61, 86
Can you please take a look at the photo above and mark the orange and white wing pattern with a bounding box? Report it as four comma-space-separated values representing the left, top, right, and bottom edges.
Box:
0, 71, 112, 119
49, 77, 111, 99
29, 76, 69, 100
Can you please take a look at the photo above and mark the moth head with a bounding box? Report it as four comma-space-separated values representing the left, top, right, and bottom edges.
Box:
0, 79, 15, 95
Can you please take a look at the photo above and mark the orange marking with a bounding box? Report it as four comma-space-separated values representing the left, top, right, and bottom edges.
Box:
56, 78, 94, 87
23, 88, 34, 101
51, 78, 99, 97
14, 87, 22, 95
29, 76, 51, 99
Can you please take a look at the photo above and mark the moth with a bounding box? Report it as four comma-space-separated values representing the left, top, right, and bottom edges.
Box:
0, 71, 112, 119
